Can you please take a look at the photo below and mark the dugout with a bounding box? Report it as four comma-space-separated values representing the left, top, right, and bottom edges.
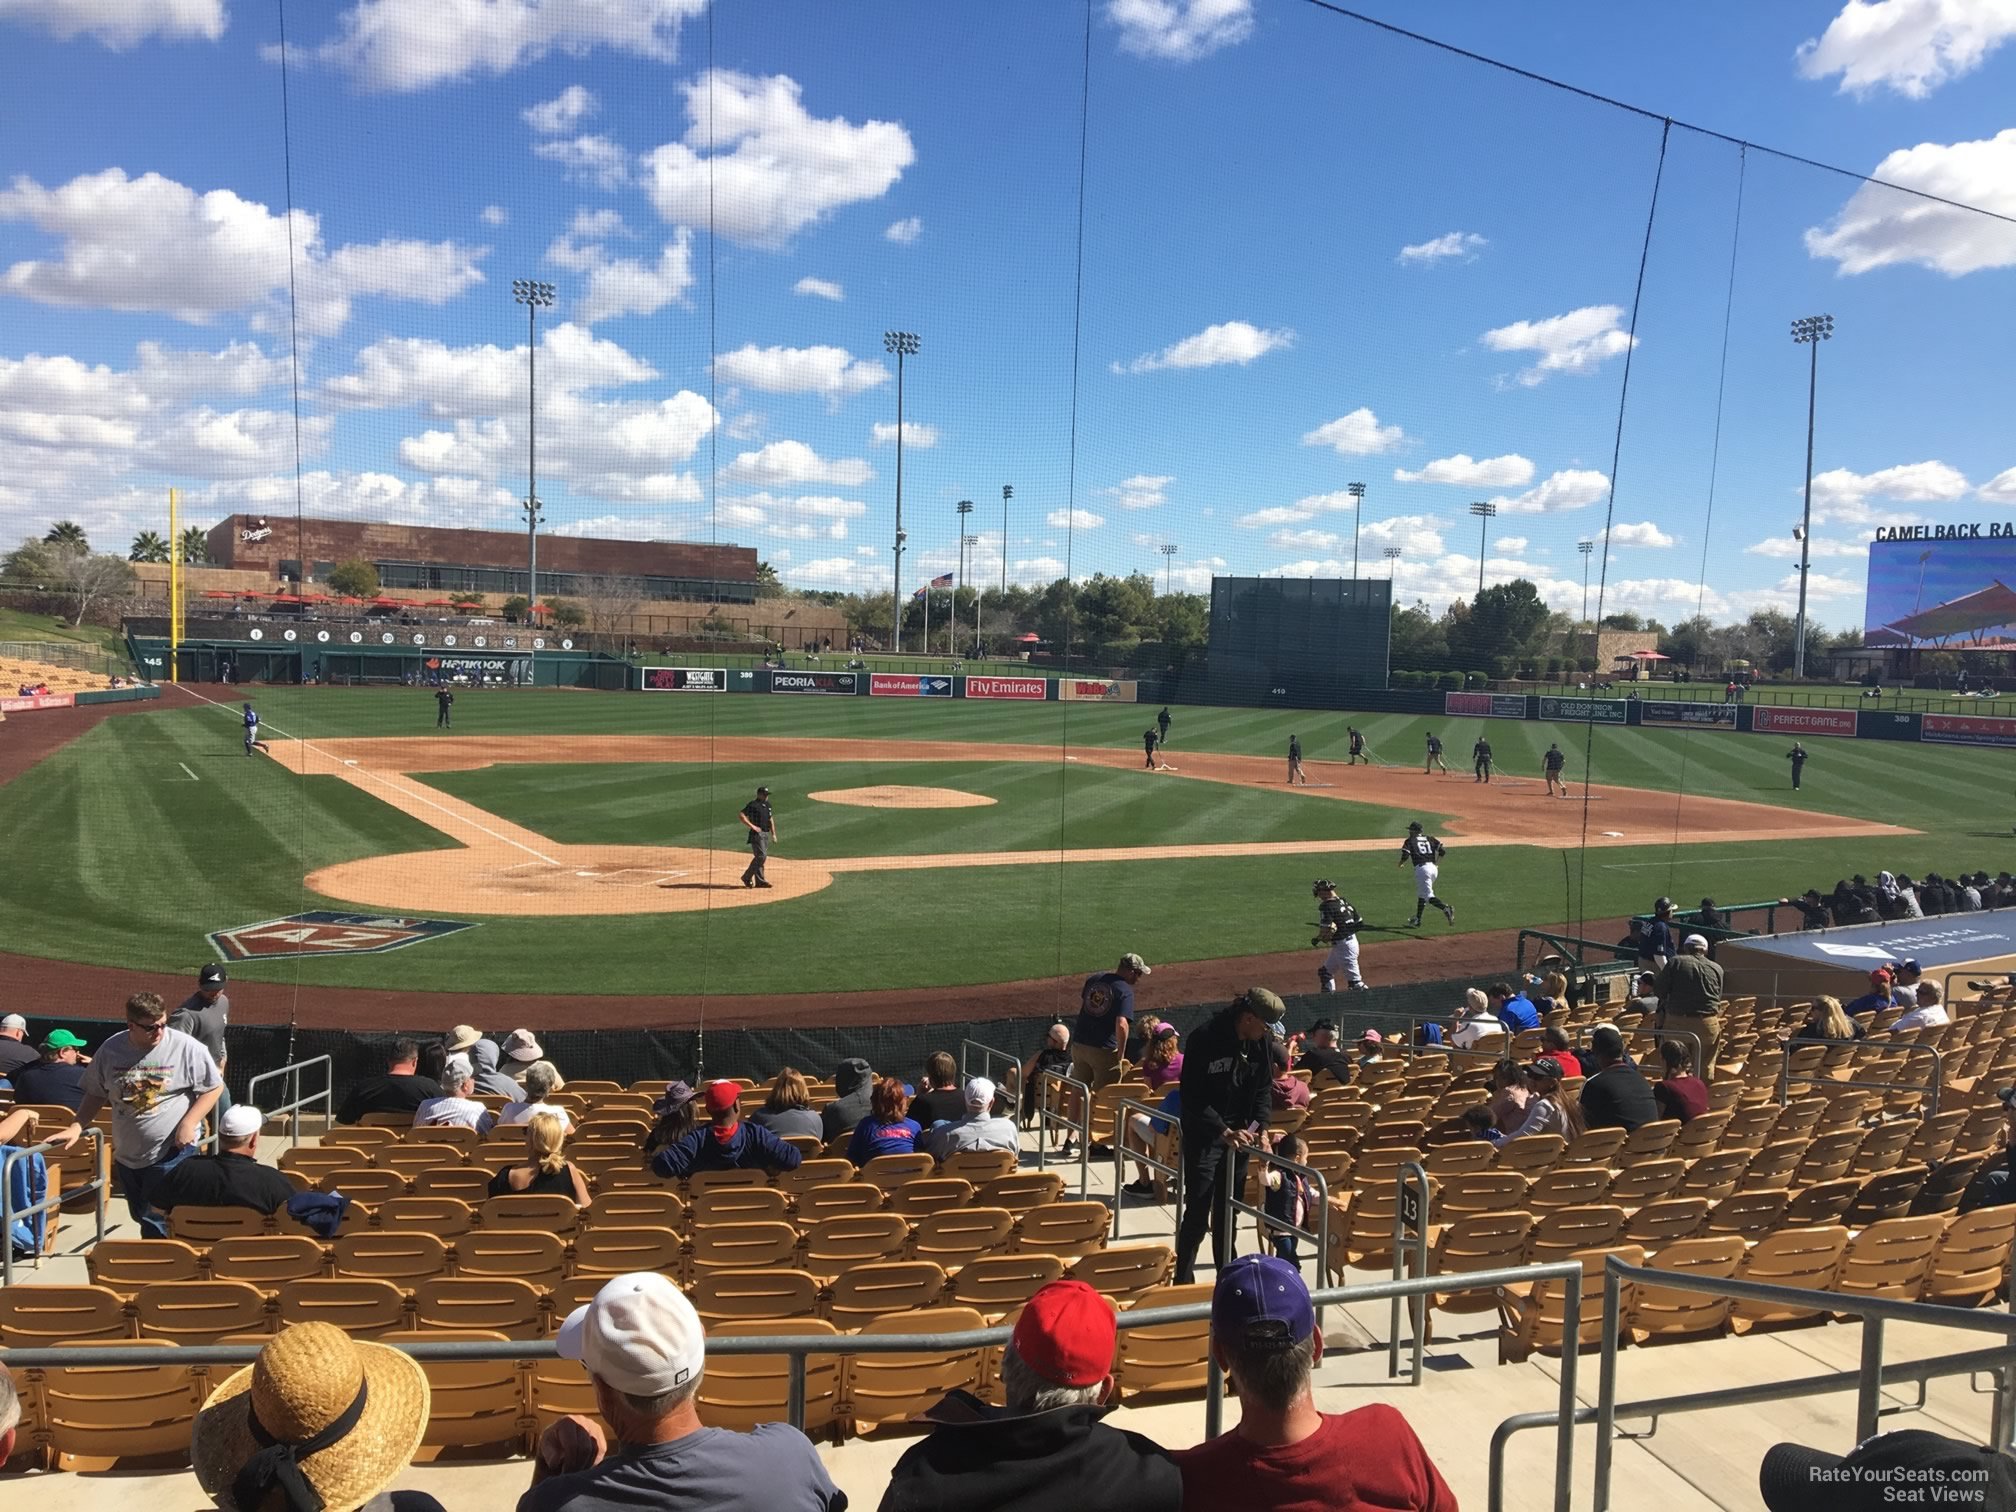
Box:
1204, 575, 1391, 708
1714, 910, 2016, 1004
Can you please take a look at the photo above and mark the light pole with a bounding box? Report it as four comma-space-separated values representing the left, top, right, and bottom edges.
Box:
1577, 540, 1595, 622
1158, 542, 1177, 596
1468, 501, 1497, 596
512, 279, 555, 638
1790, 314, 1834, 680
1347, 482, 1366, 579
1383, 546, 1402, 579
964, 533, 982, 654
884, 330, 919, 651
1000, 484, 1012, 607
956, 500, 974, 656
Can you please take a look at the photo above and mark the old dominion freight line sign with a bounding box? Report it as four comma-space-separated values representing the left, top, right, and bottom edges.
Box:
1537, 696, 1628, 724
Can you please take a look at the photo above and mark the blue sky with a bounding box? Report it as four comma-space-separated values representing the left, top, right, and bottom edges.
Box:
2, 0, 2013, 628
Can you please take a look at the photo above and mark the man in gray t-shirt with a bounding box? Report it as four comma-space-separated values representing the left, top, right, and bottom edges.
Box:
169, 963, 232, 1119
53, 992, 221, 1240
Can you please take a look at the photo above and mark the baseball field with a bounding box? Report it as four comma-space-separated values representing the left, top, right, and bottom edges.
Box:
1, 681, 2003, 1012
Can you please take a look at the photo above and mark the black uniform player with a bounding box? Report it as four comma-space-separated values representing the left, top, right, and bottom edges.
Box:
1786, 742, 1807, 791
1287, 735, 1306, 785
1347, 727, 1366, 765
1472, 735, 1493, 783
436, 687, 454, 728
1311, 879, 1365, 992
739, 785, 776, 888
1424, 732, 1447, 775
1157, 706, 1172, 746
1398, 820, 1455, 926
1143, 727, 1162, 769
1543, 742, 1567, 797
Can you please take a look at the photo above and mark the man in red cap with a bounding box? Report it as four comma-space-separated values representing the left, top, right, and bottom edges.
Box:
648, 1080, 803, 1180
878, 1277, 1180, 1511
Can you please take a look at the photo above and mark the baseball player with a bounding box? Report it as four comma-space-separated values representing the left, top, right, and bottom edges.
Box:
1157, 706, 1172, 747
1143, 727, 1166, 770
1471, 734, 1493, 783
1543, 741, 1569, 797
1424, 731, 1448, 775
1786, 741, 1807, 791
1311, 879, 1366, 992
1347, 727, 1367, 765
1287, 734, 1307, 785
435, 686, 454, 728
1398, 820, 1455, 926
739, 784, 776, 888
241, 702, 270, 757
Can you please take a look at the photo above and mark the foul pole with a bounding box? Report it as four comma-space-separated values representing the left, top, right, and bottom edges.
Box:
168, 488, 183, 683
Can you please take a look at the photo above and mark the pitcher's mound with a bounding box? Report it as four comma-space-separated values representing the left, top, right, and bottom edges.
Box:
810, 785, 996, 810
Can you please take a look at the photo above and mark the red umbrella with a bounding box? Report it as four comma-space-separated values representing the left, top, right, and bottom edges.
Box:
1016, 632, 1041, 643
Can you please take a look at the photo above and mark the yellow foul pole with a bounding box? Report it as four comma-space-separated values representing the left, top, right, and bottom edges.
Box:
168, 487, 182, 683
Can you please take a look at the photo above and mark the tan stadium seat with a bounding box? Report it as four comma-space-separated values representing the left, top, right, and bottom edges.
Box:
689, 1220, 799, 1279
277, 1277, 409, 1336
412, 1167, 493, 1203
1112, 1283, 1214, 1400
1625, 1236, 1746, 1343
686, 1169, 768, 1195
410, 1328, 530, 1458
689, 1186, 789, 1226
824, 1262, 947, 1330
1922, 1207, 2016, 1307
1904, 1110, 1971, 1168
168, 1205, 270, 1245
334, 1231, 452, 1282
1680, 1151, 1750, 1202
1707, 1189, 1792, 1243
941, 1148, 1019, 1183
1730, 1225, 1852, 1334
1425, 1211, 1533, 1321
1617, 1119, 1682, 1168
800, 1212, 910, 1276
1835, 1216, 1950, 1302
1493, 1135, 1565, 1177
380, 1146, 466, 1181
776, 1158, 855, 1194
842, 1307, 988, 1433
478, 1193, 581, 1234
1528, 1167, 1615, 1212
906, 1206, 1013, 1272
37, 1339, 202, 1471
1910, 1155, 1988, 1217
1422, 1141, 1495, 1176
975, 1171, 1066, 1212
408, 1124, 479, 1152
951, 1253, 1065, 1320
134, 1280, 272, 1345
1742, 1141, 1809, 1191
1720, 1106, 1782, 1149
888, 1177, 975, 1219
1673, 1110, 1731, 1157
413, 1276, 545, 1338
585, 1190, 685, 1231
1852, 1121, 1922, 1177
321, 1168, 408, 1204
456, 1229, 568, 1290
1843, 1165, 1931, 1227
324, 1126, 399, 1155
1773, 1100, 1830, 1143
699, 1318, 843, 1435
1782, 1177, 1863, 1228
1791, 1130, 1867, 1188
278, 1147, 358, 1183
572, 1226, 683, 1280
209, 1234, 327, 1287
1498, 1246, 1642, 1364
1068, 1244, 1175, 1306
1560, 1129, 1628, 1168
86, 1238, 202, 1297
377, 1196, 476, 1236
860, 1153, 937, 1189
795, 1182, 883, 1223
1622, 1198, 1709, 1251
689, 1268, 822, 1325
1608, 1159, 1687, 1206
1525, 1206, 1629, 1266
527, 1354, 608, 1441
1433, 1171, 1531, 1221
1013, 1201, 1109, 1260
471, 1139, 527, 1169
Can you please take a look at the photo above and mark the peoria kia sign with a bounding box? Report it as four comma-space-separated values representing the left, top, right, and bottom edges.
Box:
208, 911, 477, 961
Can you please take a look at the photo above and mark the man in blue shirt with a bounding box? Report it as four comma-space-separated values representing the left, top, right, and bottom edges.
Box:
9, 1029, 89, 1111
1072, 953, 1148, 1091
1491, 982, 1540, 1034
649, 1081, 802, 1180
1640, 899, 1676, 970
1845, 968, 1898, 1019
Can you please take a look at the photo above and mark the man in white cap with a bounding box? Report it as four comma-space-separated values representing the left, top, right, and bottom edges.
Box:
920, 1077, 1020, 1160
1653, 933, 1726, 1067
525, 1271, 843, 1512
157, 1104, 296, 1217
0, 1013, 36, 1081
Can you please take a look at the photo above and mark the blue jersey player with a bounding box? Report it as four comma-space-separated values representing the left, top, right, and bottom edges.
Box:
242, 702, 270, 757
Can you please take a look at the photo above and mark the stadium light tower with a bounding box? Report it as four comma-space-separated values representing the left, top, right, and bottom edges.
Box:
1468, 501, 1498, 596
1791, 314, 1834, 680
1159, 542, 1178, 596
1383, 545, 1402, 579
956, 499, 974, 652
884, 330, 920, 651
963, 532, 983, 653
512, 279, 556, 632
1347, 481, 1367, 579
1577, 539, 1595, 622
1000, 484, 1013, 606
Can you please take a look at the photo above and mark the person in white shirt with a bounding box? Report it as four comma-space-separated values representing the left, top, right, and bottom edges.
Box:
1629, 973, 1661, 1017
1891, 982, 1951, 1032
919, 1077, 1019, 1159
1451, 988, 1503, 1051
498, 1060, 574, 1132
414, 1055, 497, 1134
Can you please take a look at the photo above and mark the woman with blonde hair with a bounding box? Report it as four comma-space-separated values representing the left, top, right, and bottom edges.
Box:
487, 1109, 589, 1205
750, 1066, 823, 1138
1536, 971, 1570, 1013
1792, 994, 1862, 1044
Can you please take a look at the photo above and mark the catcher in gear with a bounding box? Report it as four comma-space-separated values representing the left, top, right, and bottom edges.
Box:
1311, 879, 1366, 992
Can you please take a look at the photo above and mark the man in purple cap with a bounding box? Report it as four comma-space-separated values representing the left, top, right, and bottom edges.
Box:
1177, 1255, 1454, 1511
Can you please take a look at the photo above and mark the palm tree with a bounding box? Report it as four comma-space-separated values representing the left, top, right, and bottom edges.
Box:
178, 526, 208, 565
44, 521, 88, 551
129, 531, 169, 563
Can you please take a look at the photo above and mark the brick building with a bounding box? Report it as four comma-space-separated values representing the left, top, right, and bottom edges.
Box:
204, 514, 758, 605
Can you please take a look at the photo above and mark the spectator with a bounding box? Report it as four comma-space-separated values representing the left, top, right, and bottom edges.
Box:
469, 1036, 524, 1099
878, 1277, 1181, 1512
158, 1105, 294, 1217
1760, 1429, 2016, 1512
1293, 1020, 1352, 1087
651, 1081, 803, 1180
1175, 1256, 1454, 1510
9, 1029, 89, 1110
1269, 1047, 1311, 1112
921, 1077, 1020, 1160
1175, 990, 1281, 1285
1779, 889, 1832, 930
1502, 1059, 1571, 1140
822, 1058, 875, 1141
1845, 969, 1897, 1018
1485, 1059, 1530, 1139
1540, 1026, 1583, 1079
1074, 953, 1149, 1091
1533, 970, 1571, 1016
1357, 1029, 1386, 1068
1491, 982, 1539, 1034
749, 1068, 824, 1139
1576, 1026, 1659, 1133
1892, 981, 1951, 1031
50, 992, 220, 1240
0, 1363, 17, 1479
527, 1272, 843, 1512
1961, 1089, 2016, 1214
191, 1322, 445, 1512
1696, 896, 1725, 931
1616, 917, 1645, 962
642, 1082, 697, 1157
1890, 959, 1925, 1007
338, 1039, 443, 1124
849, 1077, 923, 1163
1651, 1040, 1709, 1125
168, 963, 233, 1122
1452, 988, 1504, 1051
500, 1061, 573, 1131
1655, 933, 1726, 1065
1021, 1024, 1075, 1133
490, 1109, 591, 1206
908, 1052, 966, 1129
502, 1028, 545, 1084
1123, 1084, 1181, 1198
443, 1023, 483, 1063
0, 1013, 36, 1080
1643, 898, 1677, 970
1791, 995, 1862, 1044
1138, 1025, 1184, 1093
1262, 1132, 1316, 1264
414, 1056, 497, 1135
1628, 972, 1661, 1017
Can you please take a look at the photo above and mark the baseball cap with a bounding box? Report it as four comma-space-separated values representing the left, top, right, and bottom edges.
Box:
502, 1027, 543, 1063
1214, 1255, 1315, 1345
219, 1106, 264, 1140
0, 1014, 26, 1033
963, 1076, 996, 1113
755, 785, 770, 796
40, 1028, 85, 1050
1869, 968, 1893, 986
1011, 1279, 1116, 1388
1361, 1028, 1383, 1045
1654, 896, 1673, 912
442, 1054, 474, 1084
1309, 1019, 1335, 1035
1760, 1430, 2016, 1512
1527, 1057, 1565, 1081
443, 1024, 482, 1054
1682, 934, 1709, 950
1311, 879, 1333, 895
1407, 820, 1422, 832
702, 1081, 742, 1119
1589, 1026, 1626, 1059
198, 964, 227, 987
653, 1081, 696, 1117
1151, 1022, 1178, 1041
556, 1272, 705, 1399
1118, 952, 1152, 975
1236, 987, 1286, 1024
1900, 959, 1922, 974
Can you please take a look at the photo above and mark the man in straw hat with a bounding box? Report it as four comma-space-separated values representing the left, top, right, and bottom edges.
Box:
192, 1321, 443, 1512
526, 1271, 843, 1511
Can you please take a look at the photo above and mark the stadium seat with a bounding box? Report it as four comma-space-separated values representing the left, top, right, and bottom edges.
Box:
167, 1205, 270, 1245
1525, 1206, 1629, 1265
1425, 1211, 1534, 1321
941, 1148, 1019, 1183
1493, 1135, 1565, 1177
413, 1276, 545, 1338
323, 1168, 409, 1204
585, 1189, 685, 1231
1921, 1207, 2016, 1307
824, 1261, 947, 1329
1742, 1141, 1809, 1190
1528, 1166, 1614, 1212
687, 1169, 769, 1194
35, 1339, 202, 1472
379, 1146, 464, 1180
1434, 1171, 1531, 1220
208, 1234, 327, 1287
1111, 1283, 1214, 1400
1013, 1201, 1110, 1260
1622, 1198, 1709, 1250
1781, 1177, 1863, 1228
1679, 1151, 1750, 1201
1707, 1189, 1792, 1243
1068, 1245, 1175, 1306
0, 1286, 127, 1350
411, 1167, 493, 1203
689, 1220, 799, 1278
689, 1268, 822, 1325
860, 1153, 937, 1189
1843, 1165, 1931, 1227
410, 1328, 531, 1457
777, 1158, 856, 1194
1910, 1155, 1987, 1216
801, 1212, 910, 1276
794, 1181, 884, 1222
1851, 1121, 1922, 1176
1835, 1216, 1949, 1302
134, 1280, 272, 1345
377, 1195, 476, 1236
1728, 1225, 1851, 1335
333, 1231, 452, 1282
910, 1207, 1015, 1270
408, 1125, 478, 1152
277, 1277, 409, 1336
1608, 1159, 1687, 1206
699, 1318, 843, 1435
841, 1307, 988, 1433
572, 1226, 683, 1280
478, 1194, 581, 1234
975, 1171, 1066, 1212
950, 1253, 1066, 1319
1625, 1236, 1745, 1343
689, 1186, 790, 1226
86, 1238, 202, 1296
455, 1229, 568, 1290
1498, 1246, 1642, 1364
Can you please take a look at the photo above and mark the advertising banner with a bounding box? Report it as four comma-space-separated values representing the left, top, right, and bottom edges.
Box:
1921, 711, 2016, 749
965, 675, 1048, 701
1752, 705, 1857, 738
1640, 699, 1737, 728
0, 692, 75, 713
1445, 691, 1527, 719
1058, 678, 1138, 702
868, 673, 952, 697
1537, 695, 1628, 724
769, 670, 858, 695
643, 667, 726, 692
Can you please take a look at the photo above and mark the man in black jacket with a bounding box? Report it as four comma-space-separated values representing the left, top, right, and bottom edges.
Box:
335, 1039, 442, 1124
157, 1105, 296, 1216
822, 1057, 875, 1141
1175, 988, 1284, 1284
879, 1277, 1180, 1512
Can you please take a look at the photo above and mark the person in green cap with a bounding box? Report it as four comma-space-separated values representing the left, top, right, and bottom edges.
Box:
11, 1028, 90, 1111
1176, 988, 1285, 1284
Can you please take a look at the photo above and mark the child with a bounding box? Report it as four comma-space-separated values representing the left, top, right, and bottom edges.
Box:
1263, 1132, 1316, 1266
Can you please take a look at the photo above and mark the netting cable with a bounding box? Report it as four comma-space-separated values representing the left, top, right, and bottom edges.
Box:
696, 17, 720, 1076
275, 0, 307, 1063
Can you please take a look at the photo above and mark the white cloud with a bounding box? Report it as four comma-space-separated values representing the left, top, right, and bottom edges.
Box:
1360, 514, 1447, 555
192, 469, 522, 529
577, 233, 695, 325
1115, 319, 1293, 374
1270, 528, 1343, 552
1774, 570, 1863, 601
788, 555, 891, 591
1047, 507, 1105, 530
533, 135, 631, 191
1495, 536, 1529, 555
724, 440, 871, 488
1745, 533, 1870, 559
1164, 556, 1228, 592
1605, 520, 1676, 548
1236, 490, 1359, 528
1393, 452, 1534, 488
545, 207, 631, 271
327, 322, 656, 413
884, 216, 923, 244
1796, 0, 2016, 98
1101, 474, 1173, 510
870, 420, 937, 448
712, 343, 889, 400
144, 406, 332, 477
1812, 460, 1971, 516
1107, 0, 1254, 60
644, 72, 915, 247
1398, 231, 1488, 265
1980, 466, 2016, 503
1481, 305, 1635, 386
301, 0, 706, 91
0, 0, 224, 47
1804, 130, 2016, 276
793, 276, 843, 301
1491, 469, 1611, 514
549, 513, 690, 542
716, 491, 867, 543
523, 84, 597, 135
725, 411, 764, 442
480, 205, 509, 227
0, 169, 486, 334
1301, 407, 1406, 456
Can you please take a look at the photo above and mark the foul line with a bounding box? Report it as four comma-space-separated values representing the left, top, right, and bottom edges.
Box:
177, 762, 199, 782
169, 684, 560, 867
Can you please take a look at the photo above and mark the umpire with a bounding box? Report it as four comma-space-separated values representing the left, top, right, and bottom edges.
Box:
1174, 987, 1284, 1284
739, 785, 776, 888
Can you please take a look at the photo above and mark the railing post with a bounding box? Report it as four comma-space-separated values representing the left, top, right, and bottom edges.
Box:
787, 1351, 806, 1431
1593, 1261, 1623, 1511
1857, 1317, 1887, 1443
1556, 1265, 1581, 1512
1205, 1350, 1224, 1439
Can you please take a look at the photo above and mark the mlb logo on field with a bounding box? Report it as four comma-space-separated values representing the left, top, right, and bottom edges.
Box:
209, 910, 477, 961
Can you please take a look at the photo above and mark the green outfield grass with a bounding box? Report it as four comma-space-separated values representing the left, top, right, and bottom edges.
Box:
0, 685, 2001, 997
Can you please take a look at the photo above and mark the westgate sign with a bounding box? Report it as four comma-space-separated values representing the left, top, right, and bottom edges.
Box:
1872, 522, 2015, 541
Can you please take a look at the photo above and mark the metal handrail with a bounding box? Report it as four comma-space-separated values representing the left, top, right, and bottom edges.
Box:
1, 1131, 106, 1286
959, 1038, 1025, 1105
245, 1054, 335, 1153
1216, 1141, 1332, 1328
1032, 1069, 1091, 1199
1111, 1095, 1183, 1246
1777, 1035, 1943, 1117
1389, 1162, 1431, 1385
